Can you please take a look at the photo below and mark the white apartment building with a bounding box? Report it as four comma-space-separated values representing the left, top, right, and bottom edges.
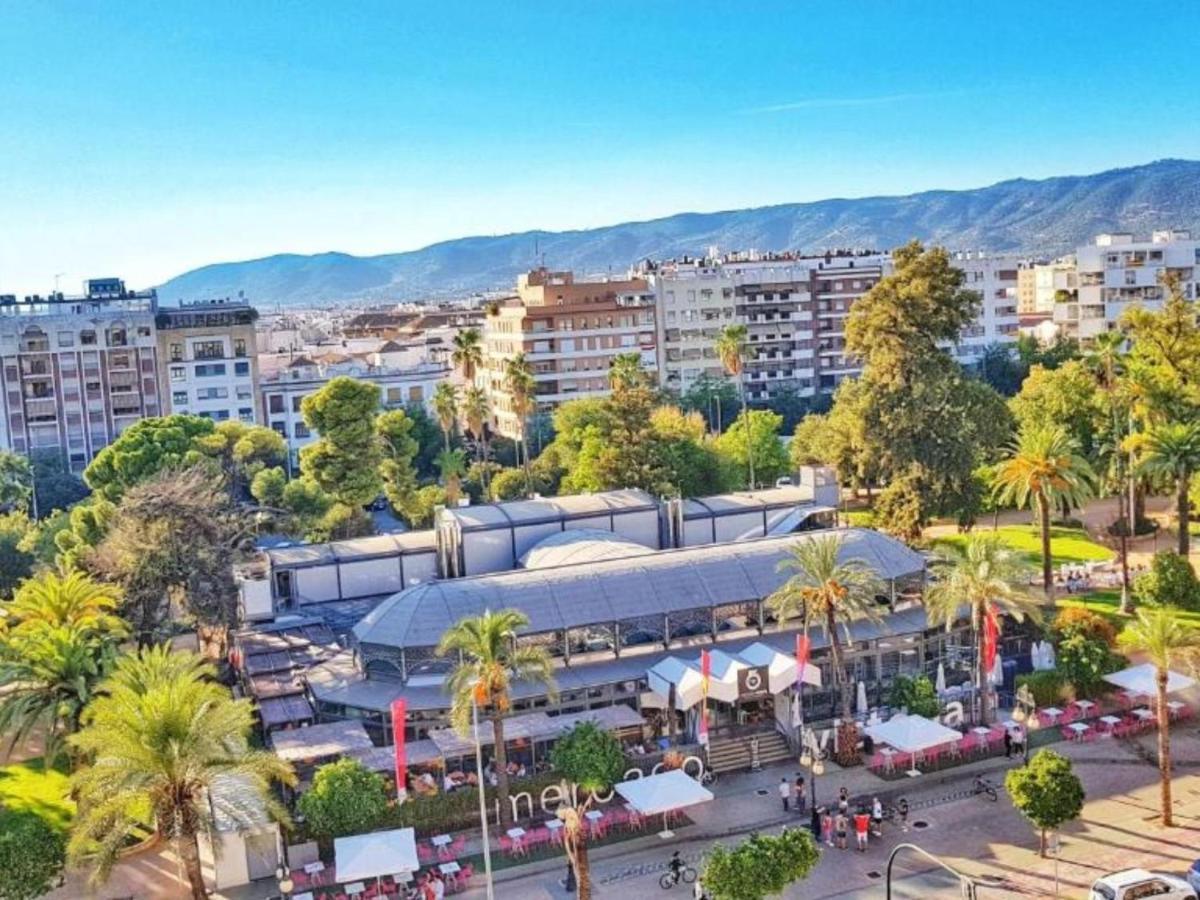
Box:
0, 279, 162, 471
157, 299, 260, 425
1054, 230, 1199, 341
951, 252, 1024, 361
260, 356, 451, 472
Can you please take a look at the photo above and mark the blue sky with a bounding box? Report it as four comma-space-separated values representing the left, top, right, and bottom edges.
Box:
1, 1, 1198, 295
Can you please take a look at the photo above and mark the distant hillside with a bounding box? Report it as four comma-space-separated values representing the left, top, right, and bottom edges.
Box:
157, 159, 1200, 307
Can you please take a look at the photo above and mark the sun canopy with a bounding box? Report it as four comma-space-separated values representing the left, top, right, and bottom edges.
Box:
1103, 662, 1197, 696
646, 642, 821, 710
334, 828, 419, 882
865, 714, 961, 753
615, 769, 714, 817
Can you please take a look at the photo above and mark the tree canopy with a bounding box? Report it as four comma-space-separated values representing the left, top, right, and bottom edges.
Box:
83, 415, 213, 501
299, 376, 383, 508
701, 828, 819, 900
298, 758, 390, 840
1004, 749, 1084, 856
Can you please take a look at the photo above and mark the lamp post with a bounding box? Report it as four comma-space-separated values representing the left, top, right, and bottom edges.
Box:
799, 729, 827, 809
471, 696, 496, 900
275, 865, 293, 900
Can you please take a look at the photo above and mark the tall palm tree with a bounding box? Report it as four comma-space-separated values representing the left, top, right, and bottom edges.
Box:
1138, 421, 1200, 557
993, 424, 1096, 598
765, 534, 883, 765
436, 448, 467, 506
608, 351, 646, 391
715, 324, 755, 487
436, 609, 557, 827
1118, 608, 1200, 827
504, 354, 537, 495
461, 386, 492, 487
451, 327, 483, 384
69, 646, 294, 899
4, 569, 124, 634
924, 534, 1040, 724
432, 382, 459, 453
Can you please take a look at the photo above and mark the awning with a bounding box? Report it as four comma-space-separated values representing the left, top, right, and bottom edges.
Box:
615, 769, 714, 816
334, 827, 419, 881
426, 706, 647, 757
647, 657, 706, 711
1103, 662, 1197, 696
864, 714, 961, 753
270, 720, 374, 762
646, 642, 821, 710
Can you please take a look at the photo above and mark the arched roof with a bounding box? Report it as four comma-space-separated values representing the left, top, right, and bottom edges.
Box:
519, 528, 654, 570
352, 527, 925, 651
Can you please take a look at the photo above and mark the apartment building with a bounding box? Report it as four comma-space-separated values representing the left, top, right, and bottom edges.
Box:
950, 252, 1024, 362
157, 298, 260, 425
261, 355, 450, 472
1054, 230, 1199, 341
481, 269, 656, 438
0, 278, 162, 472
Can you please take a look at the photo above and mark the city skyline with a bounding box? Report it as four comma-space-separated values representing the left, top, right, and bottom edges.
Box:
1, 2, 1198, 296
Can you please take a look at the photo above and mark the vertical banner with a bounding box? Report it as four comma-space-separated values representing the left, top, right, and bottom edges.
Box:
391, 697, 407, 800
698, 649, 711, 746
794, 633, 810, 686
982, 604, 999, 674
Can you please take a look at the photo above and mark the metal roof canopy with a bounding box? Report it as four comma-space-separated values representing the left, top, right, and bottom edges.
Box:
270, 720, 374, 762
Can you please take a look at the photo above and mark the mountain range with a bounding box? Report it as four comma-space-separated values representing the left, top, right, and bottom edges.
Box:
156, 159, 1200, 308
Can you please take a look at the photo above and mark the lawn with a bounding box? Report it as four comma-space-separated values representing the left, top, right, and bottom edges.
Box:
844, 509, 876, 528
933, 525, 1113, 569
0, 759, 74, 833
1057, 588, 1200, 629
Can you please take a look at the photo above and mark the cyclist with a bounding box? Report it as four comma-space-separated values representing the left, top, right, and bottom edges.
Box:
668, 851, 684, 884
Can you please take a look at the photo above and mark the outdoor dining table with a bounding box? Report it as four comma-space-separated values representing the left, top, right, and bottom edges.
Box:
293, 893, 314, 900
304, 862, 325, 875
1073, 699, 1095, 713
1041, 706, 1063, 723
1132, 708, 1154, 720
1067, 722, 1089, 740
345, 883, 366, 896
1099, 715, 1121, 732
1167, 700, 1186, 715
439, 861, 461, 887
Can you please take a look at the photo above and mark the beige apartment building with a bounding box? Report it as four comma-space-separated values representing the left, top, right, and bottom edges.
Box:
481, 268, 656, 438
157, 298, 261, 425
0, 278, 162, 472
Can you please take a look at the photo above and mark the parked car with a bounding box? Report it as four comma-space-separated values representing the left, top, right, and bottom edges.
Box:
1187, 859, 1200, 893
1089, 869, 1198, 900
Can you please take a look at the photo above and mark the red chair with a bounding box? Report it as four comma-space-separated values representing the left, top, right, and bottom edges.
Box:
292, 872, 310, 889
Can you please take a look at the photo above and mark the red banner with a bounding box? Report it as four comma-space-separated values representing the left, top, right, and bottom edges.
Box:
699, 650, 710, 746
982, 605, 999, 675
795, 633, 811, 686
391, 698, 407, 799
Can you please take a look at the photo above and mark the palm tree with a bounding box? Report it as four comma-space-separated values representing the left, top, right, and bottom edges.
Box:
715, 324, 754, 487
1118, 608, 1200, 827
432, 382, 459, 453
765, 534, 883, 765
69, 646, 295, 900
924, 534, 1040, 724
993, 424, 1096, 598
608, 351, 646, 391
436, 610, 557, 827
461, 386, 492, 487
1138, 421, 1200, 557
504, 354, 537, 495
436, 448, 467, 506
452, 327, 483, 383
5, 569, 124, 634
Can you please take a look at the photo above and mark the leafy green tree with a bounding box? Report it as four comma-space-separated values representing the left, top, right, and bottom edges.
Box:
873, 468, 925, 542
29, 450, 89, 515
399, 484, 447, 528
993, 424, 1095, 597
0, 809, 66, 900
0, 450, 33, 512
701, 827, 819, 900
0, 512, 36, 599
299, 376, 382, 508
766, 534, 882, 765
714, 409, 789, 489
924, 534, 1039, 723
974, 342, 1027, 397
250, 466, 287, 508
83, 415, 213, 501
16, 508, 72, 570
1051, 607, 1117, 647
298, 758, 390, 841
1056, 633, 1117, 698
279, 476, 334, 539
651, 406, 726, 497
1132, 550, 1200, 610
549, 722, 625, 900
887, 674, 940, 718
69, 646, 295, 900
1121, 271, 1200, 422
195, 420, 287, 498
52, 496, 116, 570
1118, 607, 1200, 826
436, 609, 557, 827
1009, 361, 1101, 462
404, 401, 444, 480
376, 408, 420, 512
436, 447, 467, 505
680, 372, 738, 433
489, 468, 527, 501
1005, 749, 1084, 856
715, 324, 753, 485
1137, 420, 1200, 556
461, 386, 492, 481
1016, 334, 1080, 372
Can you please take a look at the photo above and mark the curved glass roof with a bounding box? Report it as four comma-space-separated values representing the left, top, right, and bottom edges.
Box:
352, 527, 925, 650
519, 528, 655, 569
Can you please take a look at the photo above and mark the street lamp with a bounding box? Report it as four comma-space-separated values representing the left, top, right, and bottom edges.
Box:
275, 865, 293, 900
799, 731, 827, 809
471, 696, 496, 900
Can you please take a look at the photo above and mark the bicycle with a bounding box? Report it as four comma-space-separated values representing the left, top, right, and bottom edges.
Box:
700, 768, 719, 787
659, 866, 698, 889
972, 776, 998, 801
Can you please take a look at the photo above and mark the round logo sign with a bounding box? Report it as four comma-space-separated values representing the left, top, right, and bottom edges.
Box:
744, 669, 763, 692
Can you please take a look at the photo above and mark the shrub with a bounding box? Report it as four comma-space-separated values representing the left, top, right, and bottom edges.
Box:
383, 771, 564, 837
702, 827, 819, 900
1051, 607, 1117, 647
0, 809, 65, 900
1055, 634, 1122, 698
298, 758, 390, 840
1015, 670, 1068, 707
887, 674, 940, 718
1132, 551, 1200, 610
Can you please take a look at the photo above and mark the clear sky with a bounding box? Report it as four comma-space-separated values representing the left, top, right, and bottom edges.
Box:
1, 1, 1198, 296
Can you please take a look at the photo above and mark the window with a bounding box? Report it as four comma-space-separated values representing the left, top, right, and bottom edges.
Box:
193, 340, 224, 360
137, 326, 151, 338
172, 391, 188, 405
170, 343, 183, 361
271, 421, 286, 436
237, 386, 253, 400
238, 408, 254, 422
213, 410, 230, 421
197, 387, 229, 400
267, 395, 284, 414
194, 363, 226, 377
294, 423, 310, 438
57, 331, 74, 348
234, 338, 247, 357
80, 329, 96, 346
170, 365, 186, 381
234, 361, 250, 376
291, 396, 303, 413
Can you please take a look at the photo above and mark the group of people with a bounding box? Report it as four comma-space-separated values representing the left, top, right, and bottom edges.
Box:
798, 784, 905, 853
409, 869, 449, 900
1002, 723, 1027, 758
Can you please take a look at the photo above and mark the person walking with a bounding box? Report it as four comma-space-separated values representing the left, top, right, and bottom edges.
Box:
810, 804, 822, 841
778, 777, 790, 812
854, 808, 870, 852
870, 796, 883, 837
1003, 727, 1013, 759
897, 797, 910, 832
821, 807, 834, 847
838, 786, 850, 815
834, 811, 849, 850
793, 775, 806, 814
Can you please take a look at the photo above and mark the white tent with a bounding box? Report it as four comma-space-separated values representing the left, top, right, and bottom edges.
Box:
738, 642, 822, 692
647, 644, 822, 710
865, 714, 962, 754
1103, 662, 1197, 696
615, 769, 714, 817
334, 828, 419, 883
647, 657, 705, 710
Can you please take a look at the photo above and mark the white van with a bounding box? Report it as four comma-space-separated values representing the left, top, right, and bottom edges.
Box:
1090, 869, 1197, 900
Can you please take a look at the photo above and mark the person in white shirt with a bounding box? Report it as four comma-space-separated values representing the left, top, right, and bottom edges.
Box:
778, 778, 790, 812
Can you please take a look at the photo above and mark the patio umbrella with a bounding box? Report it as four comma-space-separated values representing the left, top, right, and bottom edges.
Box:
935, 663, 946, 695
856, 681, 868, 717
989, 653, 1004, 686
1041, 642, 1055, 670
790, 690, 803, 728
1103, 662, 1197, 696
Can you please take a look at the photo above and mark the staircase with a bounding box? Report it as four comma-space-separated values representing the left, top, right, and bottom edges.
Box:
706, 728, 793, 773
